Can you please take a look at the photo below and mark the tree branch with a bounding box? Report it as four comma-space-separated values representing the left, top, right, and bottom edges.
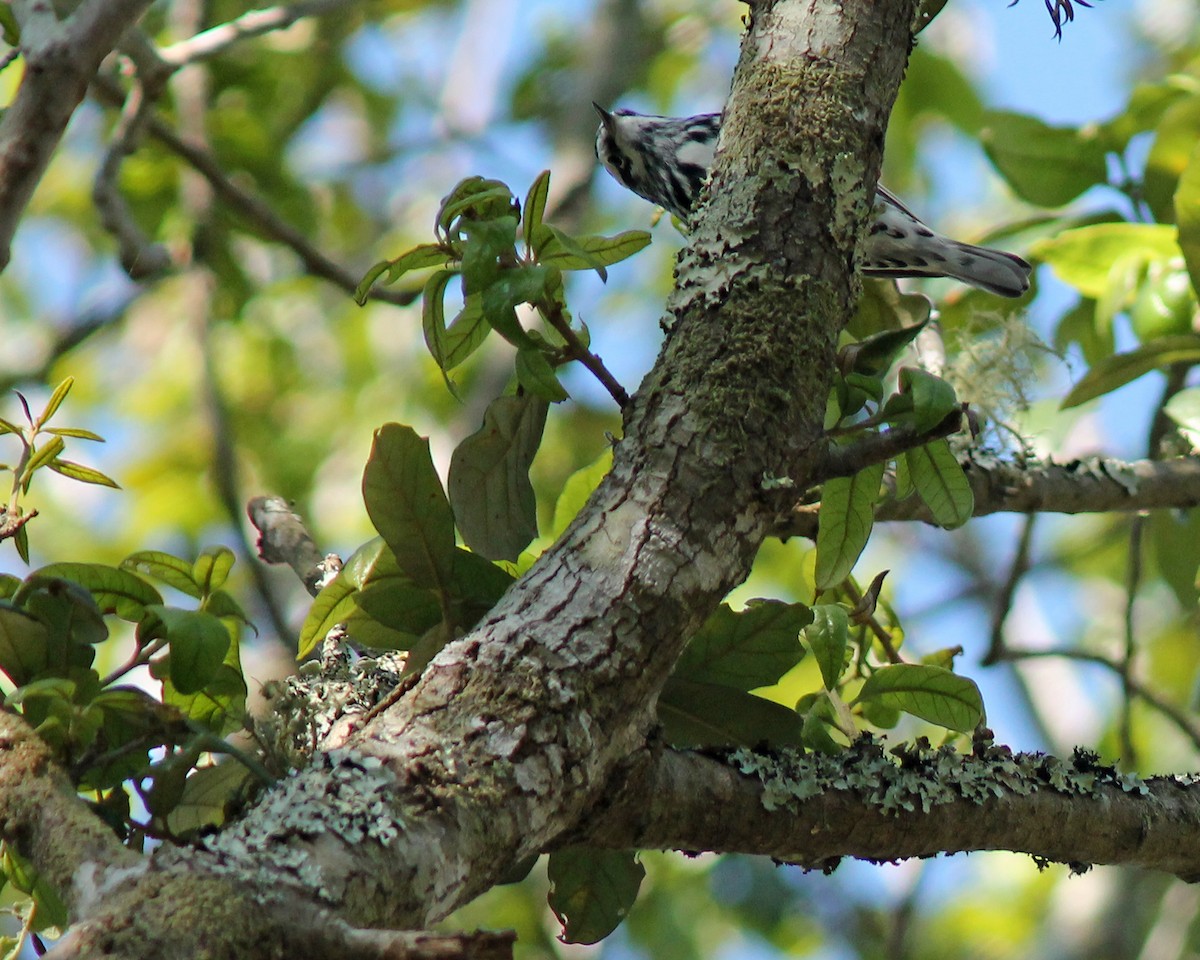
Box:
0, 0, 153, 271
778, 454, 1200, 538
585, 743, 1200, 881
0, 710, 139, 918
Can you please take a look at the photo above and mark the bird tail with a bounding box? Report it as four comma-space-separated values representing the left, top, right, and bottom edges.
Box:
863, 237, 1033, 299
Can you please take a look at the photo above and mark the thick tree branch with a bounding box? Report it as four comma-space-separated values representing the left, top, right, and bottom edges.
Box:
585, 744, 1200, 881
0, 0, 152, 271
0, 710, 139, 917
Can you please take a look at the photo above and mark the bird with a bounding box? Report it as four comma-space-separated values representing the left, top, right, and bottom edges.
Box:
593, 104, 1032, 298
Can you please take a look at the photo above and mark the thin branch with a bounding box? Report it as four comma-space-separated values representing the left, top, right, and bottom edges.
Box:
778, 455, 1200, 539
89, 75, 419, 306
159, 0, 361, 67
982, 513, 1036, 665
542, 300, 629, 408
92, 75, 173, 278
816, 408, 965, 483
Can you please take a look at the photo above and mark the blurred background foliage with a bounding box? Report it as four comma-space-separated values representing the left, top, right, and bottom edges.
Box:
4, 0, 1200, 957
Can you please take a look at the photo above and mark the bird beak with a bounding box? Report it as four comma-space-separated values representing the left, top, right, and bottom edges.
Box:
592, 102, 613, 127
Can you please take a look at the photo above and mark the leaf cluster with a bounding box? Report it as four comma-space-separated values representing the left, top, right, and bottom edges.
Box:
0, 546, 260, 930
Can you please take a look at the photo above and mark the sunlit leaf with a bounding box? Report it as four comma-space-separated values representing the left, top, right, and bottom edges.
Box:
981, 111, 1109, 207
805, 604, 850, 690
122, 551, 202, 599
1062, 335, 1200, 408
905, 440, 973, 529
855, 663, 984, 732
675, 600, 811, 691
815, 464, 884, 591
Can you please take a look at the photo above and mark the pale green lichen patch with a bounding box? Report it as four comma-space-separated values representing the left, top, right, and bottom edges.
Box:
196, 748, 406, 904
729, 737, 1150, 817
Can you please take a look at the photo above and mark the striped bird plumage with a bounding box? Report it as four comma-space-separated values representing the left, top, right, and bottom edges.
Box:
593, 105, 1031, 298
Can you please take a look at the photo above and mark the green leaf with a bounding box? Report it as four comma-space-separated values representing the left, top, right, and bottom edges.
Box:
362, 424, 457, 591
548, 847, 644, 945
855, 663, 984, 733
980, 111, 1109, 207
0, 605, 49, 686
384, 244, 454, 283
478, 265, 549, 349
1149, 508, 1200, 609
805, 604, 850, 690
815, 463, 884, 591
1, 845, 67, 931
447, 394, 548, 562
551, 448, 613, 539
898, 367, 959, 433
37, 377, 74, 427
449, 548, 515, 624
356, 580, 442, 637
298, 575, 358, 660
166, 761, 254, 836
122, 551, 202, 599
20, 577, 108, 648
674, 600, 811, 691
161, 663, 246, 735
46, 458, 120, 488
32, 563, 162, 621
537, 227, 652, 277
14, 523, 29, 564
436, 294, 492, 373
1145, 95, 1200, 223
1174, 140, 1200, 295
523, 170, 551, 251
515, 347, 569, 402
353, 260, 391, 305
461, 217, 518, 296
437, 179, 516, 238
657, 677, 806, 748
193, 546, 235, 596
420, 269, 458, 389
44, 426, 104, 442
147, 606, 232, 695
1165, 387, 1200, 441
843, 319, 929, 376
23, 435, 64, 477
1031, 223, 1180, 298
1061, 335, 1200, 408
905, 440, 973, 529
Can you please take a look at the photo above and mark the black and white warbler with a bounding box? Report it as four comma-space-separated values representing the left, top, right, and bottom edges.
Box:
594, 105, 1032, 298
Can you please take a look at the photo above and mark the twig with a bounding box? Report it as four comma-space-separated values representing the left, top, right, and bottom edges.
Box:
92, 75, 173, 278
778, 454, 1200, 539
89, 74, 420, 306
159, 0, 360, 67
982, 513, 1037, 665
817, 408, 965, 482
541, 300, 629, 408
